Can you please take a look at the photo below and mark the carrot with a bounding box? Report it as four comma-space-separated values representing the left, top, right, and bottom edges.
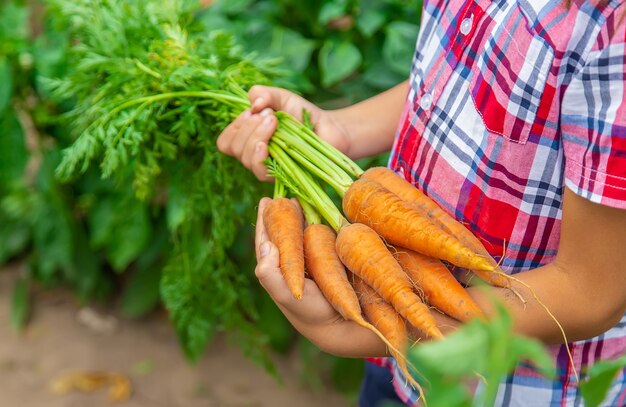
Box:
303, 224, 365, 321
351, 273, 423, 395
342, 177, 494, 272
392, 246, 484, 322
303, 223, 406, 357
336, 222, 443, 340
361, 167, 510, 287
263, 198, 305, 300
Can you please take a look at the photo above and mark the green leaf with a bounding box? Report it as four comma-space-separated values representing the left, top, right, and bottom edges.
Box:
89, 197, 115, 247
107, 200, 150, 271
581, 356, 626, 407
409, 304, 554, 406
31, 177, 74, 283
33, 29, 70, 85
362, 61, 406, 89
270, 27, 316, 73
0, 108, 27, 189
11, 276, 29, 331
319, 40, 362, 87
121, 264, 162, 318
383, 21, 419, 75
0, 57, 12, 113
89, 194, 151, 272
410, 320, 490, 376
72, 225, 110, 301
0, 215, 30, 264
356, 8, 386, 37
121, 223, 169, 318
213, 0, 255, 15
318, 1, 347, 26
166, 179, 187, 231
255, 292, 294, 353
0, 2, 29, 47
161, 252, 215, 361
508, 336, 555, 378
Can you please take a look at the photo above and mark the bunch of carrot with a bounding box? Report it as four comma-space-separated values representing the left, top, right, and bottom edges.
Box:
250, 109, 511, 394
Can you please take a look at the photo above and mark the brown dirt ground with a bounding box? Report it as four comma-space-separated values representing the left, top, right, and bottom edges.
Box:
0, 264, 353, 407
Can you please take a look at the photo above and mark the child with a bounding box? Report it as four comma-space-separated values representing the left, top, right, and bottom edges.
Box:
217, 0, 626, 405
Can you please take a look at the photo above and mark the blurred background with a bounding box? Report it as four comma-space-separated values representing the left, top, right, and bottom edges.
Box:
0, 0, 421, 405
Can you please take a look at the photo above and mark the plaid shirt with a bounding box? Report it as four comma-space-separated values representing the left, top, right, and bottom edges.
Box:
376, 0, 626, 405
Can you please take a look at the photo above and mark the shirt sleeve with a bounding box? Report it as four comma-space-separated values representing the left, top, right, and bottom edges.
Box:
561, 14, 626, 210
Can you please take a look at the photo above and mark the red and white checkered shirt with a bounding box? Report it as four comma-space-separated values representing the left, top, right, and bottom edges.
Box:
376, 0, 626, 405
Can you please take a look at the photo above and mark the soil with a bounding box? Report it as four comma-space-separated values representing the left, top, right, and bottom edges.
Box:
0, 263, 353, 407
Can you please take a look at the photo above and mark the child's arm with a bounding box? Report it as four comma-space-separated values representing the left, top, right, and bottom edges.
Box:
217, 82, 408, 181
466, 187, 626, 344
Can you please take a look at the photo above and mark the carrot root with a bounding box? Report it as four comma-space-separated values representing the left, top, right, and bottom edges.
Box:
303, 224, 407, 361
336, 222, 443, 340
392, 246, 484, 322
362, 167, 513, 288
264, 198, 305, 299
343, 178, 494, 273
352, 274, 425, 398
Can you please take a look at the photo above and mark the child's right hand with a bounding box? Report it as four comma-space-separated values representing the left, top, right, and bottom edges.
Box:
216, 85, 352, 181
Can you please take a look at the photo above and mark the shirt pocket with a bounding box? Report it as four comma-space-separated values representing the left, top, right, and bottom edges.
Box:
468, 8, 554, 145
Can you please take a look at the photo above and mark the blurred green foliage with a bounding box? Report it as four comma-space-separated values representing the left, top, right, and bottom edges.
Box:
201, 0, 420, 105
0, 0, 418, 395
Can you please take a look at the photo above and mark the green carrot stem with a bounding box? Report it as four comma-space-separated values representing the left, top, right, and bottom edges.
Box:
272, 133, 350, 197
277, 113, 363, 179
298, 198, 322, 225
274, 178, 286, 199
86, 90, 249, 136
268, 143, 346, 232
110, 91, 248, 118
273, 127, 352, 185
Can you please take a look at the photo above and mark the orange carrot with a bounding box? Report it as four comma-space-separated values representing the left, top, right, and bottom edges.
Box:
392, 246, 484, 322
336, 222, 443, 340
303, 223, 405, 356
352, 273, 423, 394
263, 198, 305, 299
342, 177, 493, 272
361, 167, 510, 287
303, 224, 365, 321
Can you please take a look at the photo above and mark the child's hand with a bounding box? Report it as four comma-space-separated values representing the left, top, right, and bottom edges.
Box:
217, 86, 352, 182
254, 197, 389, 358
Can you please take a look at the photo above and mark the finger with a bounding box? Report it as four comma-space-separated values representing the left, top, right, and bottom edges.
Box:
249, 85, 291, 114
255, 198, 272, 260
230, 113, 264, 159
250, 142, 273, 182
255, 241, 294, 305
249, 85, 316, 121
241, 109, 276, 171
216, 110, 251, 155
255, 242, 320, 309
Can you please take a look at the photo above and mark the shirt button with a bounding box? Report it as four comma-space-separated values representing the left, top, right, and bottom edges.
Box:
420, 93, 433, 110
460, 15, 473, 35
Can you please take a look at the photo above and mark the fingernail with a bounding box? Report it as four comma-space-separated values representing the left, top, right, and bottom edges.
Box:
252, 97, 264, 109
260, 108, 272, 117
255, 142, 264, 153
260, 242, 270, 257
262, 115, 273, 126
243, 110, 251, 119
